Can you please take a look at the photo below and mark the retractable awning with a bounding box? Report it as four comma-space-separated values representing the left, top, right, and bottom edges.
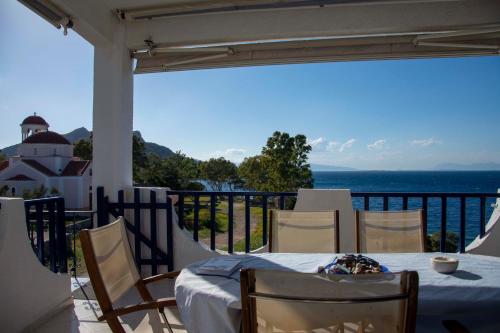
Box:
134, 27, 500, 73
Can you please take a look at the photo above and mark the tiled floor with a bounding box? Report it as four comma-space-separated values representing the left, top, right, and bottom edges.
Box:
33, 278, 186, 333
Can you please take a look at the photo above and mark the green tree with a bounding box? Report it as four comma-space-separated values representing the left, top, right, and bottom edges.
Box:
73, 139, 92, 160
0, 185, 8, 196
239, 131, 313, 192
200, 157, 240, 191
238, 155, 270, 191
22, 185, 49, 199
133, 134, 148, 182
139, 152, 203, 190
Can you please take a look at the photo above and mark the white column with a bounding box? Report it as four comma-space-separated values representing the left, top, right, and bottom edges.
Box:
92, 24, 133, 201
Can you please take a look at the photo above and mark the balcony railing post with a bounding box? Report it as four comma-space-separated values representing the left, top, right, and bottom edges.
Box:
460, 196, 466, 253
245, 195, 251, 253
364, 195, 370, 211
210, 194, 216, 251
96, 186, 109, 227
178, 193, 185, 229
480, 197, 486, 238
228, 194, 234, 253
133, 188, 142, 273
150, 190, 158, 275
166, 195, 174, 271
56, 198, 67, 273
440, 197, 447, 252
193, 194, 200, 242
262, 195, 268, 246
35, 203, 44, 264
422, 196, 428, 241
47, 201, 57, 273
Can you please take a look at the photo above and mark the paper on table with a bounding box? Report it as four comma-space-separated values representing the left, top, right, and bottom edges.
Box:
195, 257, 241, 277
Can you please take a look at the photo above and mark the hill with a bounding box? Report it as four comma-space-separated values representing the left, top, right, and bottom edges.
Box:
0, 127, 174, 159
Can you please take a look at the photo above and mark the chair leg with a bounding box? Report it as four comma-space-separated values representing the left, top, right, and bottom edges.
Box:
159, 308, 174, 333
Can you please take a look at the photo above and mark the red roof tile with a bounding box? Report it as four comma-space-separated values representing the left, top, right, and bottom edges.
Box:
23, 131, 70, 145
61, 160, 91, 176
21, 115, 49, 126
7, 174, 34, 181
22, 159, 57, 176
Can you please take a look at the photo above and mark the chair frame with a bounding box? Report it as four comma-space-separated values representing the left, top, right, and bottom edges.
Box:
240, 269, 419, 333
268, 209, 340, 253
80, 227, 180, 333
354, 209, 426, 253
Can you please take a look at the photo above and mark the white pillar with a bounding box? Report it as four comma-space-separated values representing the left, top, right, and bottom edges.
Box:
92, 24, 133, 201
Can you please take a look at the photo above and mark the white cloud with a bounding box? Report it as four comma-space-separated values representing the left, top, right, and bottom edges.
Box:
367, 139, 387, 150
307, 137, 326, 151
410, 138, 441, 147
327, 141, 340, 151
210, 148, 247, 161
339, 139, 356, 152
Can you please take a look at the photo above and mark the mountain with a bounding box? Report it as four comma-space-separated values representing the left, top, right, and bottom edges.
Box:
0, 127, 174, 159
65, 127, 91, 143
133, 131, 174, 158
310, 163, 358, 171
434, 162, 500, 171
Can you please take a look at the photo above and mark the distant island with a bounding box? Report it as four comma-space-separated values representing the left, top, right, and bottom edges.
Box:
0, 127, 174, 159
310, 164, 358, 172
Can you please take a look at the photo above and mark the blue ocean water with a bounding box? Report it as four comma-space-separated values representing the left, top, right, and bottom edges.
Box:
313, 171, 500, 244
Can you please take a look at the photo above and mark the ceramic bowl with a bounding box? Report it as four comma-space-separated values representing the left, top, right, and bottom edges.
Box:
431, 256, 459, 274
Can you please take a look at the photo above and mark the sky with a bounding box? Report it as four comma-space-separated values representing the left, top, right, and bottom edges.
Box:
1, 1, 500, 170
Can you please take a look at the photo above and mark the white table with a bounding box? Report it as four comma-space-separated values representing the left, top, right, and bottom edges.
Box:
175, 253, 500, 333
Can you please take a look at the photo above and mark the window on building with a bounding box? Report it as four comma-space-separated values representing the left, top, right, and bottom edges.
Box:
11, 187, 15, 196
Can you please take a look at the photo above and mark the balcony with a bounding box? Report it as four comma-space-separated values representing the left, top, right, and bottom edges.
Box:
2, 186, 500, 332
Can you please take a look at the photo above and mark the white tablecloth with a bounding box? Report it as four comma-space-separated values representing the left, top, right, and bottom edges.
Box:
175, 253, 500, 333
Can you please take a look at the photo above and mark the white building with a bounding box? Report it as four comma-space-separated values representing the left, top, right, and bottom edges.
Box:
0, 114, 92, 209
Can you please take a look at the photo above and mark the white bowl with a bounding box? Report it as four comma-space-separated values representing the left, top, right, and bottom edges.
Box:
431, 256, 459, 274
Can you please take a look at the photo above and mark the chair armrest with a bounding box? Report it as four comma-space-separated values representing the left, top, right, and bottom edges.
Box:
98, 298, 177, 321
142, 271, 180, 284
443, 320, 471, 333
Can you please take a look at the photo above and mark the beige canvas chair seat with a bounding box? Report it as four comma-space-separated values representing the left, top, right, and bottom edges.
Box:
80, 217, 184, 333
294, 189, 356, 252
269, 210, 340, 253
240, 269, 419, 333
355, 210, 425, 253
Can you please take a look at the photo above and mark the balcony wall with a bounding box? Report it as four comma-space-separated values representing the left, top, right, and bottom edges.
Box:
0, 197, 71, 332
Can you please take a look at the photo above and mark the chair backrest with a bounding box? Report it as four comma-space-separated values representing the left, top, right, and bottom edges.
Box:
80, 217, 141, 305
269, 210, 339, 253
294, 189, 356, 252
240, 269, 419, 333
355, 210, 425, 253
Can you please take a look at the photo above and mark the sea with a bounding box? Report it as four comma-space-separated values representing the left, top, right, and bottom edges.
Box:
313, 171, 500, 244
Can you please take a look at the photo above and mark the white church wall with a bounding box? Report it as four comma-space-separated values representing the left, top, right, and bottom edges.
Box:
62, 177, 84, 209
0, 163, 46, 183
18, 143, 73, 159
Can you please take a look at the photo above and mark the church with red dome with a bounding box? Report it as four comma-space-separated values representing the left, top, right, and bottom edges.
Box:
0, 114, 92, 208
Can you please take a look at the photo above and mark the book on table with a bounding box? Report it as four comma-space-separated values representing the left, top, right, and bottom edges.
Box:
195, 258, 241, 277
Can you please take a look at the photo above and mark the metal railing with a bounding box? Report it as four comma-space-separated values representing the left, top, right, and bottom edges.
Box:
95, 187, 500, 274
24, 197, 94, 275
168, 190, 500, 253
24, 197, 67, 273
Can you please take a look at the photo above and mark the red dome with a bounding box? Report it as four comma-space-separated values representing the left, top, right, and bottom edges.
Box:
22, 131, 70, 145
21, 115, 49, 126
